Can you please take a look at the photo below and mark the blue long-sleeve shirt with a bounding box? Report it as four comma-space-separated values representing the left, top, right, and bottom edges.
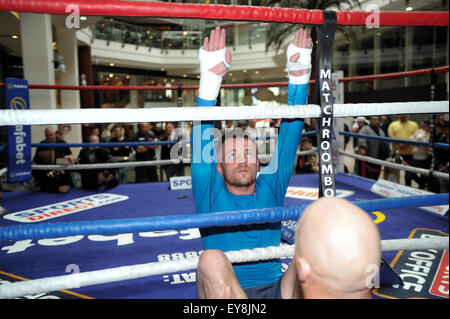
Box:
191, 83, 307, 289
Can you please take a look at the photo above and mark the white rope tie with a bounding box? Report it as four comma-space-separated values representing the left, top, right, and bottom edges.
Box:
0, 101, 447, 125
0, 237, 447, 299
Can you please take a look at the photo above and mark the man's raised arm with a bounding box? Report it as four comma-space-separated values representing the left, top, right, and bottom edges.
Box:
259, 28, 313, 204
191, 27, 231, 210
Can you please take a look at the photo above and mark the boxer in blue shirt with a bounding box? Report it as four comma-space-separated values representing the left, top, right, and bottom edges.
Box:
192, 27, 312, 299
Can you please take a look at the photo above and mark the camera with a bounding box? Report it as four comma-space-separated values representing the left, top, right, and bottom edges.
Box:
102, 169, 111, 177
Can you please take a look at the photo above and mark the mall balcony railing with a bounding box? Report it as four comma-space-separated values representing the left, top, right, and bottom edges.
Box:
93, 18, 269, 53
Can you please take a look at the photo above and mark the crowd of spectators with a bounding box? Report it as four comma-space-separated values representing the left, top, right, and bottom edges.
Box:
30, 122, 190, 193
349, 114, 448, 193
18, 114, 449, 194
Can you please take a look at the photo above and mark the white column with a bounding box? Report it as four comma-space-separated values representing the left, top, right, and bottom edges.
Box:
373, 33, 381, 90
55, 27, 83, 158
129, 75, 139, 108
234, 23, 239, 50
20, 13, 57, 148
348, 42, 357, 92
404, 26, 413, 87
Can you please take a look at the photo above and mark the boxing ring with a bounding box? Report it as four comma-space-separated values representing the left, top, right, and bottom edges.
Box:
0, 174, 448, 299
0, 0, 449, 300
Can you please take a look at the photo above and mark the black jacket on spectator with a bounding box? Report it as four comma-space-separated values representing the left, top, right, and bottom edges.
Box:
78, 147, 118, 190
132, 130, 159, 182
32, 139, 73, 193
109, 137, 132, 157
132, 131, 156, 161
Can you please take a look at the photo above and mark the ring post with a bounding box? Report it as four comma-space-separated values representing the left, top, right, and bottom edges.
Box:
314, 11, 337, 198
428, 69, 438, 190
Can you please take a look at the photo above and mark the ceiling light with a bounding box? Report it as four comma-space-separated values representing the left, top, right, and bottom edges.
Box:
109, 62, 115, 67
80, 16, 87, 21
11, 35, 19, 39
406, 6, 413, 11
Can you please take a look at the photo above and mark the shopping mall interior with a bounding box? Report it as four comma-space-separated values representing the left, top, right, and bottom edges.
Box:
0, 0, 448, 152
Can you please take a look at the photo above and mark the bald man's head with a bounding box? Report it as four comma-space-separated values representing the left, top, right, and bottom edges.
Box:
294, 197, 381, 298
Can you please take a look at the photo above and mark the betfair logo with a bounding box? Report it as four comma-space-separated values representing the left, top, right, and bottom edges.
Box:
10, 96, 27, 110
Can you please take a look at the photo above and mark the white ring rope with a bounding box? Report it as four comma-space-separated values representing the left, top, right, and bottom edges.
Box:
30, 150, 317, 171
31, 159, 185, 170
0, 101, 447, 125
381, 237, 449, 251
30, 149, 449, 181
0, 237, 447, 299
340, 151, 449, 180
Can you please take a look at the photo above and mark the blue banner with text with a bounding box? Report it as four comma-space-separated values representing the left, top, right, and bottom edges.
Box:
6, 77, 32, 183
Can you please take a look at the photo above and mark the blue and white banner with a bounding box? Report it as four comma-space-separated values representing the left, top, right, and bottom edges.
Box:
5, 78, 32, 183
3, 193, 129, 223
170, 176, 192, 190
370, 179, 448, 216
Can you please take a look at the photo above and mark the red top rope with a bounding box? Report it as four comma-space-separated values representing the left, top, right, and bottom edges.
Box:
0, 0, 448, 26
0, 66, 447, 91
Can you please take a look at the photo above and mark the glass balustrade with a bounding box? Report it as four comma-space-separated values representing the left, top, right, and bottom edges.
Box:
93, 19, 270, 51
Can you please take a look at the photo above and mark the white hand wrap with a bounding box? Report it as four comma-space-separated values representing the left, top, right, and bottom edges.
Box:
286, 42, 313, 85
198, 46, 230, 101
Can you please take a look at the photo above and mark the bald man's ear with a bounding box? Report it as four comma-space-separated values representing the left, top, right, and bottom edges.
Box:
296, 256, 311, 283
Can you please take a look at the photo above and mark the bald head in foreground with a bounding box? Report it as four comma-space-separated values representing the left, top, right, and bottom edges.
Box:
294, 197, 381, 299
